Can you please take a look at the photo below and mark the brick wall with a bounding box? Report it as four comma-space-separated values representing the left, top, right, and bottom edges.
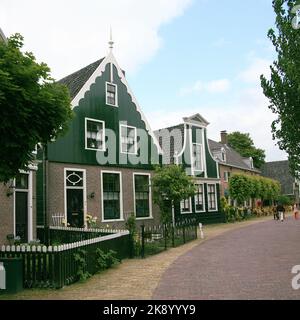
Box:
46, 162, 161, 228
219, 164, 259, 198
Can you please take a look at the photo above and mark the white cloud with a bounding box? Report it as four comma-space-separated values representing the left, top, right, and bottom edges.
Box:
179, 79, 231, 96
0, 0, 193, 79
238, 57, 271, 84
147, 87, 287, 162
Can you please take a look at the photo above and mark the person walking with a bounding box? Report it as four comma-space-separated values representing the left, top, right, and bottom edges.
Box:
273, 204, 279, 220
276, 203, 285, 222
293, 203, 299, 220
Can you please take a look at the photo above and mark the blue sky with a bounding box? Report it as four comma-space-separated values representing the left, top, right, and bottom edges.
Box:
0, 0, 288, 161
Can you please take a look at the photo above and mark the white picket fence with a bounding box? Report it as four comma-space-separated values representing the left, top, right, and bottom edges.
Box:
1, 230, 129, 253
37, 225, 127, 235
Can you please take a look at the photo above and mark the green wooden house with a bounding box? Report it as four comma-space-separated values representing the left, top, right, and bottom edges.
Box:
155, 114, 224, 224
36, 41, 163, 229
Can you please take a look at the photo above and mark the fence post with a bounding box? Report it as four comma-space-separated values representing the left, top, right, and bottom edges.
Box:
183, 225, 186, 244
141, 225, 145, 259
172, 224, 175, 247
129, 233, 134, 258
164, 224, 167, 250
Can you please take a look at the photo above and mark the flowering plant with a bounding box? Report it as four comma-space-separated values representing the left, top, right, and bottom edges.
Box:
61, 218, 70, 227
86, 214, 98, 228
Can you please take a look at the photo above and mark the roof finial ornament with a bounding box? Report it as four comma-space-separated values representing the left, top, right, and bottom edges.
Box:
108, 26, 114, 51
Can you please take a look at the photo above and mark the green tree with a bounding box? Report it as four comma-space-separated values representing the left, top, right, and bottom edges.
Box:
0, 34, 72, 182
229, 173, 280, 206
227, 131, 266, 169
260, 0, 300, 178
228, 174, 252, 205
151, 165, 196, 224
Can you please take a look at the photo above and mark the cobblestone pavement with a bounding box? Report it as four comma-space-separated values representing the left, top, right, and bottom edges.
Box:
153, 216, 300, 300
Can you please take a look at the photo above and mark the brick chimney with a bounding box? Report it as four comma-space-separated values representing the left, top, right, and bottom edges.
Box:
220, 130, 228, 145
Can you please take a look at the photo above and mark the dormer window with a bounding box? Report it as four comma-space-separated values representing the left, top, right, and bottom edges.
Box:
106, 82, 118, 107
250, 157, 254, 169
221, 148, 226, 162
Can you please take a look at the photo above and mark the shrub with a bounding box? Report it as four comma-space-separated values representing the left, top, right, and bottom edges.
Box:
95, 249, 120, 271
74, 249, 91, 281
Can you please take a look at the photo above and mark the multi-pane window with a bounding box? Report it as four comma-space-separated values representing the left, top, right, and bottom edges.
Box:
102, 172, 121, 220
120, 125, 137, 154
195, 183, 205, 212
181, 198, 192, 214
207, 184, 217, 211
223, 171, 231, 182
85, 118, 105, 151
193, 143, 203, 171
134, 174, 150, 218
106, 82, 117, 106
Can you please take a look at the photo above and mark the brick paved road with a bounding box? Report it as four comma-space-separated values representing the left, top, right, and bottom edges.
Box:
153, 217, 300, 300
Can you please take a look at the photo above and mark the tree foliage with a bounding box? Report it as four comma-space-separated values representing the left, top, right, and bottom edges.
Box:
0, 33, 72, 181
227, 131, 266, 168
260, 0, 300, 177
151, 165, 196, 223
229, 174, 280, 204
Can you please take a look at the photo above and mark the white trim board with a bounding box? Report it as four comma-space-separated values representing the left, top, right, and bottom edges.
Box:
105, 81, 118, 107
101, 170, 124, 222
132, 172, 153, 220
180, 197, 193, 215
64, 168, 87, 226
85, 117, 106, 152
207, 183, 218, 212
13, 172, 33, 242
120, 123, 138, 155
194, 183, 206, 213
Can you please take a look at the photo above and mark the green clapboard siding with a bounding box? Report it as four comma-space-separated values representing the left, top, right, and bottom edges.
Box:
46, 64, 159, 170
204, 130, 218, 178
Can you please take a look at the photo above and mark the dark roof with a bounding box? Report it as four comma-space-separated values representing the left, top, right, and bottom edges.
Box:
58, 59, 104, 99
261, 160, 294, 195
208, 139, 260, 173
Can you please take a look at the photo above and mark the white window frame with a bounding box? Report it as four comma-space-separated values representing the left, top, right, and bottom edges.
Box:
192, 143, 204, 172
85, 117, 105, 151
180, 197, 193, 214
194, 183, 206, 213
221, 148, 226, 162
224, 171, 230, 182
84, 118, 106, 151
105, 81, 118, 107
207, 183, 218, 212
101, 170, 124, 222
133, 173, 153, 220
13, 171, 33, 242
120, 124, 138, 155
64, 168, 87, 226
